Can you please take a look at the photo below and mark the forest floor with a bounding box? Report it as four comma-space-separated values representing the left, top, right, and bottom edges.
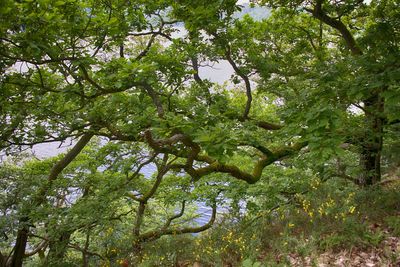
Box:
286, 237, 400, 266
256, 180, 400, 267
268, 224, 400, 267
176, 180, 400, 267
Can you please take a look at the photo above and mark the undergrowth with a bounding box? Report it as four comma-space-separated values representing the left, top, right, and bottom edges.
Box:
136, 180, 400, 266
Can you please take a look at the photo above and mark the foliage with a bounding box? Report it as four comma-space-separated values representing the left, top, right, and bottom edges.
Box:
1, 0, 399, 266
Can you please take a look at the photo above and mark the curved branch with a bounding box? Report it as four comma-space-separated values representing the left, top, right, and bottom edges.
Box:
79, 65, 105, 91
33, 133, 94, 205
305, 1, 362, 55
225, 45, 252, 119
135, 34, 157, 61
255, 120, 283, 131
139, 201, 217, 242
141, 155, 169, 202
163, 201, 186, 229
193, 141, 308, 183
144, 130, 307, 184
24, 241, 48, 257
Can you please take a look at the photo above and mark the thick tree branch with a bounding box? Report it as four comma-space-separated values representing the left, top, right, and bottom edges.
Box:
255, 120, 283, 131
305, 0, 362, 55
133, 202, 146, 239
142, 155, 169, 202
24, 240, 48, 257
191, 56, 204, 85
47, 133, 94, 182
144, 130, 307, 184
135, 34, 157, 61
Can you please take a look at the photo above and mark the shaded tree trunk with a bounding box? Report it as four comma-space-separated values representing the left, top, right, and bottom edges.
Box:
132, 242, 143, 264
46, 231, 72, 266
132, 202, 146, 263
81, 230, 91, 267
10, 218, 29, 267
359, 95, 384, 186
0, 251, 7, 267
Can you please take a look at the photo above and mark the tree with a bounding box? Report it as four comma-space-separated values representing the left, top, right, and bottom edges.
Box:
1, 0, 399, 265
253, 0, 400, 185
0, 141, 219, 266
0, 5, 305, 265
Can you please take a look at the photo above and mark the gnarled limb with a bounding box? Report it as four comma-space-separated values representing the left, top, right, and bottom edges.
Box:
139, 201, 217, 243
144, 129, 307, 184
154, 132, 305, 183
187, 141, 307, 183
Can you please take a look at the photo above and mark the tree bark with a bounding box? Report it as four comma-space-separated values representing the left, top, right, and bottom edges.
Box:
359, 96, 384, 185
10, 217, 29, 267
0, 251, 7, 267
46, 231, 72, 266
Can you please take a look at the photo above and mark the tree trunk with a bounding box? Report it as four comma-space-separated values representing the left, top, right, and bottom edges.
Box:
0, 251, 7, 267
82, 252, 88, 267
307, 2, 386, 186
10, 217, 29, 267
359, 95, 384, 186
46, 231, 72, 266
132, 242, 144, 265
132, 202, 146, 264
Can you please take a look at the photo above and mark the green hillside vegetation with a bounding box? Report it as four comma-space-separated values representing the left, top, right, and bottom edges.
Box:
0, 0, 399, 266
